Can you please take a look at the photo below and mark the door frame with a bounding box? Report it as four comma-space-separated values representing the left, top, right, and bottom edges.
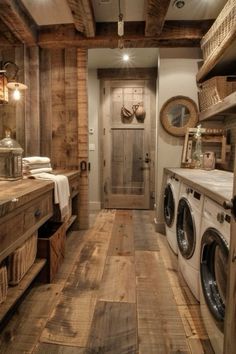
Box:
98, 68, 157, 210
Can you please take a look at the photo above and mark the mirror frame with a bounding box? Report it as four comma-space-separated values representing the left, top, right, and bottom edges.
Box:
160, 95, 198, 137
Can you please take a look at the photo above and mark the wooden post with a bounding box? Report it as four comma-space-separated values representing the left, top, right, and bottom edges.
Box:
224, 148, 236, 354
25, 46, 40, 156
77, 48, 89, 230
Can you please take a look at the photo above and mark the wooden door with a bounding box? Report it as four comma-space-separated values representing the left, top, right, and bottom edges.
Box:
102, 80, 151, 209
224, 157, 236, 354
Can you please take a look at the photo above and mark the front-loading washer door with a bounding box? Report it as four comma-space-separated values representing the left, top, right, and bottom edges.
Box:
200, 227, 229, 332
176, 197, 195, 259
164, 183, 175, 227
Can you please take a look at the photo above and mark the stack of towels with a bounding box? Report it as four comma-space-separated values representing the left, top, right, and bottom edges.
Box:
23, 156, 70, 222
23, 156, 52, 175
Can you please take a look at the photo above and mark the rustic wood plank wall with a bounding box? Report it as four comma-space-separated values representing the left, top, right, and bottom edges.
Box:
40, 47, 78, 169
40, 47, 89, 229
77, 48, 89, 229
25, 46, 40, 156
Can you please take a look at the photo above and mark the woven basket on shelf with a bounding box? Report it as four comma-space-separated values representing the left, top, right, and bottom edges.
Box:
0, 264, 8, 304
8, 233, 37, 286
198, 76, 236, 111
201, 0, 236, 61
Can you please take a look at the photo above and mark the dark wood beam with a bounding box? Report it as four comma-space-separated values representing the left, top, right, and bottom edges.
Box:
97, 67, 157, 80
0, 0, 37, 45
67, 0, 95, 37
145, 0, 171, 36
0, 22, 21, 46
38, 20, 214, 49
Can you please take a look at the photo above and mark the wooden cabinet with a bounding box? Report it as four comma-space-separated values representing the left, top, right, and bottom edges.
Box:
0, 170, 79, 322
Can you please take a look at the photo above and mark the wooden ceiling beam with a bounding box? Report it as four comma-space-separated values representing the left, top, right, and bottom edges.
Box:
38, 20, 213, 49
145, 0, 171, 36
0, 22, 21, 46
67, 0, 95, 37
0, 0, 37, 45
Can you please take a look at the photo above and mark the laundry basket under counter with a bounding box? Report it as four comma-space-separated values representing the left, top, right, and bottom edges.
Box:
0, 178, 54, 319
37, 221, 66, 283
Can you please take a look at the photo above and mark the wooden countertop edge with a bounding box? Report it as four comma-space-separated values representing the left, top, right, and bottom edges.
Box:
0, 170, 79, 217
164, 167, 233, 206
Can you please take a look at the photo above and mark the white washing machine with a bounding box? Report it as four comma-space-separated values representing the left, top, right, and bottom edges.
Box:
176, 182, 204, 301
163, 174, 181, 254
200, 197, 231, 354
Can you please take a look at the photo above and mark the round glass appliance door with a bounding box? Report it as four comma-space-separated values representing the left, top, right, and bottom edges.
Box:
200, 227, 228, 332
176, 197, 195, 259
164, 184, 175, 227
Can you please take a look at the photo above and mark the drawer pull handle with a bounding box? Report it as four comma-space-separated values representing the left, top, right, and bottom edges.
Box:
34, 209, 41, 218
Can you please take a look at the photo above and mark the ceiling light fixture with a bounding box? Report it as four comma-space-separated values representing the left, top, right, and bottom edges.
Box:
123, 54, 129, 62
173, 0, 185, 9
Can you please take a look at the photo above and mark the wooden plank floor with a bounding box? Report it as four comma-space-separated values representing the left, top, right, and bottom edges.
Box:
0, 210, 214, 354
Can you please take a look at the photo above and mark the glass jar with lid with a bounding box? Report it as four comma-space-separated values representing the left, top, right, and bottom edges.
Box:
0, 131, 23, 180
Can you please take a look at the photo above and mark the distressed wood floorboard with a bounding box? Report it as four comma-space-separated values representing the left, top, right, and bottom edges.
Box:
0, 210, 213, 354
86, 301, 138, 354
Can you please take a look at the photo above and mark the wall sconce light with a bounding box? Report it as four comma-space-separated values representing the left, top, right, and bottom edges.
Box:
7, 82, 27, 101
0, 61, 27, 103
0, 70, 8, 104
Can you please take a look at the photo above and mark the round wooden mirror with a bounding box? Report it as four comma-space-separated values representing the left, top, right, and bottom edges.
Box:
160, 96, 198, 136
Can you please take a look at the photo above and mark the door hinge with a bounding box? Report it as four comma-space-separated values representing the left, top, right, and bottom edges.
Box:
104, 159, 106, 167
103, 87, 105, 95
103, 128, 106, 135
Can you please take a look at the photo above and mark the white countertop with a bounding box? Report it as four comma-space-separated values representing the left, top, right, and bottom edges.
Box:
165, 168, 234, 206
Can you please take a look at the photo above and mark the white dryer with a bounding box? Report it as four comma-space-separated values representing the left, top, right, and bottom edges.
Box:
163, 174, 181, 254
200, 197, 231, 354
176, 182, 204, 301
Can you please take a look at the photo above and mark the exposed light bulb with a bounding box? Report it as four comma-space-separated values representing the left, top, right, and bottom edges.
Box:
123, 54, 129, 62
13, 87, 21, 100
118, 14, 124, 37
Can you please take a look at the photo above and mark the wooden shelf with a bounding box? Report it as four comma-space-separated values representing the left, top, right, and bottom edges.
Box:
199, 91, 236, 121
0, 258, 46, 322
197, 33, 236, 83
65, 215, 77, 231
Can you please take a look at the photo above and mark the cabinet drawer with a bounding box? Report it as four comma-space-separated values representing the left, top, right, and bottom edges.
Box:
23, 192, 53, 232
0, 213, 24, 255
70, 177, 79, 197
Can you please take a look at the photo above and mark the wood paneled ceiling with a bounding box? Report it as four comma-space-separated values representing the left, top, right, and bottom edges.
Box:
0, 0, 228, 49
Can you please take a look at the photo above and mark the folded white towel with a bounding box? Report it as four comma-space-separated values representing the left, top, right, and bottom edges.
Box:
30, 173, 70, 221
25, 167, 53, 175
23, 163, 52, 171
23, 156, 50, 164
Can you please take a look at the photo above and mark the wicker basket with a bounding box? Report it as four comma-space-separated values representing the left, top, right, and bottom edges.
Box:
0, 264, 8, 304
8, 233, 37, 285
201, 0, 236, 61
198, 76, 236, 111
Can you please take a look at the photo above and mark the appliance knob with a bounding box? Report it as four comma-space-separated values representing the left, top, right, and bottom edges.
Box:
217, 212, 225, 224
186, 187, 191, 194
